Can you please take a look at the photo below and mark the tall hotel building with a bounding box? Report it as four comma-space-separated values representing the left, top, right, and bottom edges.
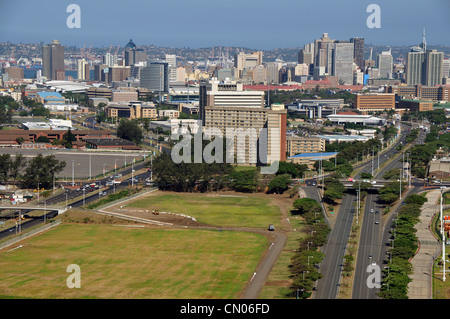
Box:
199, 80, 286, 165
42, 40, 64, 80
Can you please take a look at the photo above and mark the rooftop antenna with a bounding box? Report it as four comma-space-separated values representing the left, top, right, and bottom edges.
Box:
422, 28, 427, 52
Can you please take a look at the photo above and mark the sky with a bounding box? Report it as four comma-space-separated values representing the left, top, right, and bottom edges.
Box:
0, 0, 449, 49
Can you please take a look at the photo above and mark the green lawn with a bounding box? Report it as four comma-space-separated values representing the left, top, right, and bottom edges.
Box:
127, 192, 281, 228
0, 223, 267, 299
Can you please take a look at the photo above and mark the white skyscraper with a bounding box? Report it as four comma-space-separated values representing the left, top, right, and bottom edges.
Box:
104, 53, 118, 67
377, 50, 393, 79
165, 54, 177, 82
77, 58, 87, 80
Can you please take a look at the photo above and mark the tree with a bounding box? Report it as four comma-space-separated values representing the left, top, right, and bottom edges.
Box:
62, 128, 77, 149
20, 154, 66, 189
267, 174, 291, 194
117, 119, 143, 145
230, 169, 258, 193
36, 136, 51, 143
0, 154, 11, 181
9, 153, 26, 181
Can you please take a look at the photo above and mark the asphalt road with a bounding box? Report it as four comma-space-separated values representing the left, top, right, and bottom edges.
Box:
0, 165, 152, 240
313, 124, 410, 299
351, 126, 428, 299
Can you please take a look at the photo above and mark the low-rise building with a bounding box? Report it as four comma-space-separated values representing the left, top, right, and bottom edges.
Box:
84, 138, 141, 150
287, 152, 338, 168
397, 99, 434, 112
354, 93, 395, 114
158, 109, 180, 119
428, 159, 450, 180
105, 101, 157, 119
286, 135, 325, 157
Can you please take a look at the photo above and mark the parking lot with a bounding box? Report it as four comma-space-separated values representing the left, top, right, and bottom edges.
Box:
0, 148, 150, 178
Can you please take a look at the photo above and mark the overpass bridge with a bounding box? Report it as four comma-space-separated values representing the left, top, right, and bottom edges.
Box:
0, 206, 67, 215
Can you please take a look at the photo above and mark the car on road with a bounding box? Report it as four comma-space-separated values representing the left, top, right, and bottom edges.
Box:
375, 221, 379, 224
370, 208, 374, 213
268, 224, 275, 231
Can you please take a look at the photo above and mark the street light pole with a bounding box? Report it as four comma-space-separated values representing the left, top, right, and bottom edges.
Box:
72, 160, 75, 186
441, 186, 446, 282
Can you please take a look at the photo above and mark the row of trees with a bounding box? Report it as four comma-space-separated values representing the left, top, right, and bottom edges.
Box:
326, 137, 382, 164
378, 194, 427, 299
0, 153, 66, 189
288, 197, 330, 298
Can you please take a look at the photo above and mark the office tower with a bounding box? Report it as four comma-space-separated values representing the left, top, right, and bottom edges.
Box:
377, 50, 393, 79
424, 50, 444, 86
406, 51, 425, 85
314, 33, 334, 70
140, 62, 169, 93
327, 42, 354, 85
42, 40, 64, 80
77, 58, 87, 80
234, 51, 263, 78
443, 58, 450, 78
350, 37, 365, 71
406, 29, 444, 86
124, 39, 147, 66
407, 49, 444, 86
265, 62, 280, 84
199, 80, 286, 165
107, 66, 130, 83
103, 53, 118, 67
298, 49, 313, 65
165, 54, 177, 82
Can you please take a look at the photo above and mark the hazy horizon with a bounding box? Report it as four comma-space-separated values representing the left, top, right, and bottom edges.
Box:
0, 0, 449, 50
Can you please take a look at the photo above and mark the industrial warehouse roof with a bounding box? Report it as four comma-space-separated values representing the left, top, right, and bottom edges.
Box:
39, 81, 92, 93
317, 135, 370, 141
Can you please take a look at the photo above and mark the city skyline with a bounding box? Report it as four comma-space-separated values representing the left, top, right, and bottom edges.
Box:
0, 0, 449, 50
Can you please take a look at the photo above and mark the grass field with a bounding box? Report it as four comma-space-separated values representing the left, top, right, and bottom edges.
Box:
126, 192, 281, 228
0, 222, 268, 299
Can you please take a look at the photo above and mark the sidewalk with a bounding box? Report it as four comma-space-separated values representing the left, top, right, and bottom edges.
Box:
407, 189, 441, 299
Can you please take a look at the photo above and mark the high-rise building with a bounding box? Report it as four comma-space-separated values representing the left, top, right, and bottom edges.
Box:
124, 39, 147, 66
77, 58, 87, 80
265, 62, 280, 84
406, 30, 444, 86
406, 51, 425, 85
165, 54, 177, 82
327, 42, 354, 85
42, 40, 64, 81
377, 50, 393, 79
443, 58, 450, 79
424, 50, 444, 86
298, 49, 313, 65
199, 80, 286, 165
406, 50, 444, 86
234, 51, 263, 78
140, 62, 169, 93
103, 53, 118, 67
350, 37, 365, 71
314, 33, 334, 69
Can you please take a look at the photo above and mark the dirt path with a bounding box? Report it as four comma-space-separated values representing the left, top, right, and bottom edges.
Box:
94, 189, 296, 299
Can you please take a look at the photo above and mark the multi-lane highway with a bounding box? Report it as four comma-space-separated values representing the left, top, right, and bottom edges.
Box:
0, 163, 153, 240
313, 123, 417, 299
351, 125, 428, 299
